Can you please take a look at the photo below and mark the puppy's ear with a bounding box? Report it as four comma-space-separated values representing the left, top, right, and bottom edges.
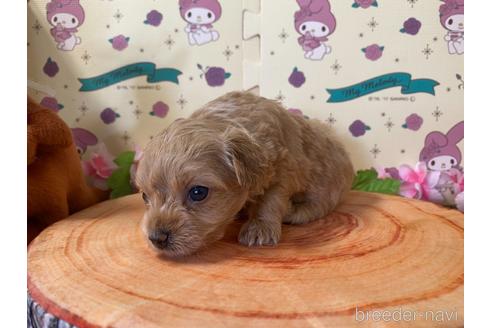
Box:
223, 127, 266, 190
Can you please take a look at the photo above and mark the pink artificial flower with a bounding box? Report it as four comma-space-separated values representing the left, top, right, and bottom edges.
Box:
446, 168, 464, 192
82, 144, 117, 190
380, 161, 464, 211
398, 162, 442, 202
430, 169, 464, 207
376, 166, 400, 180
376, 166, 391, 179
455, 192, 464, 212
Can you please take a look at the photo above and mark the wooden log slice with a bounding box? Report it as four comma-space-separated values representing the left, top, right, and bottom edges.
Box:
28, 191, 463, 327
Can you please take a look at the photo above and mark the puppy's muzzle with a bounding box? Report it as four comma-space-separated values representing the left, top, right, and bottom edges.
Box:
148, 228, 171, 250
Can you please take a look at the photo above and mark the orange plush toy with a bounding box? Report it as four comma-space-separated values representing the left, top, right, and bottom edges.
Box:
27, 99, 108, 243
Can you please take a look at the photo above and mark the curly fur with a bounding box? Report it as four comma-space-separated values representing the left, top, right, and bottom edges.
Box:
136, 92, 354, 256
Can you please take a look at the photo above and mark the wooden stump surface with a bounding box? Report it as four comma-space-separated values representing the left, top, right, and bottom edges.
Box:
27, 191, 464, 327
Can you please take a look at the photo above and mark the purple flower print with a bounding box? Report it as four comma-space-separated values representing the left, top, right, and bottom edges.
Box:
288, 108, 310, 119
151, 101, 169, 118
288, 67, 306, 88
40, 97, 63, 112
198, 64, 231, 87
43, 57, 59, 77
400, 18, 422, 35
362, 44, 384, 61
205, 68, 226, 86
109, 35, 130, 51
402, 114, 423, 131
100, 108, 120, 124
349, 120, 371, 137
287, 108, 303, 116
144, 10, 163, 26
353, 0, 378, 9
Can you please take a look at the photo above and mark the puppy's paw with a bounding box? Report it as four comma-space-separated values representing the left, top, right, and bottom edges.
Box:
238, 219, 281, 247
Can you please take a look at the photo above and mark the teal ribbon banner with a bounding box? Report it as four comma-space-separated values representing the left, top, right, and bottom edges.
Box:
326, 72, 439, 103
79, 62, 182, 91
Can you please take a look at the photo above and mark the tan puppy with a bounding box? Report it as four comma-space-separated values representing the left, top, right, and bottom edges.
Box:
136, 92, 354, 256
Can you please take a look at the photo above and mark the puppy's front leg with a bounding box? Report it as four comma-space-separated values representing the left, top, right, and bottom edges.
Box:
238, 186, 289, 247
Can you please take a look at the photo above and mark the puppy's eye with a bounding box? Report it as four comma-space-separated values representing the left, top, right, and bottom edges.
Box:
142, 192, 149, 204
188, 186, 209, 202
187, 12, 192, 18
450, 158, 455, 165
321, 26, 327, 32
207, 12, 212, 18
54, 16, 58, 22
448, 19, 453, 25
431, 160, 436, 166
301, 25, 306, 31
72, 18, 76, 24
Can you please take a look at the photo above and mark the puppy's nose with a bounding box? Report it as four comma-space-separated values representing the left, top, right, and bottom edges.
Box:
148, 229, 171, 249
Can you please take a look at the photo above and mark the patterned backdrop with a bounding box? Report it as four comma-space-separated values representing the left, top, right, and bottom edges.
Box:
27, 0, 464, 172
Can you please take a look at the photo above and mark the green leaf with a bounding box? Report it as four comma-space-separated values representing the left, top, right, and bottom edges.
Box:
224, 72, 232, 79
107, 169, 133, 198
107, 151, 136, 199
352, 3, 360, 8
352, 169, 401, 195
358, 179, 400, 195
352, 169, 377, 188
114, 151, 135, 166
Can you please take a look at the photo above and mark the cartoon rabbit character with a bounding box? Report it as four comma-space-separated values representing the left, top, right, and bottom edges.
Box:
419, 121, 464, 171
179, 0, 222, 46
439, 0, 464, 55
46, 0, 85, 51
294, 0, 336, 61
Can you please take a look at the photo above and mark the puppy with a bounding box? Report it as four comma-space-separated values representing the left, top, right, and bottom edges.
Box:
136, 92, 354, 256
